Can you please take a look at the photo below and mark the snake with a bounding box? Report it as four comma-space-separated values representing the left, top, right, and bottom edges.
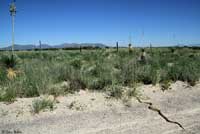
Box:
136, 97, 185, 130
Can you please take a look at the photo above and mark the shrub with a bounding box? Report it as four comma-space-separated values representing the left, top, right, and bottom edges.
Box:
0, 54, 20, 81
119, 59, 136, 86
126, 88, 138, 98
166, 60, 199, 86
137, 65, 158, 85
0, 68, 7, 83
20, 61, 54, 97
32, 97, 55, 114
80, 58, 113, 90
56, 64, 73, 82
106, 85, 123, 99
88, 77, 112, 90
69, 58, 82, 69
69, 78, 86, 91
0, 54, 18, 69
0, 86, 16, 102
21, 67, 40, 97
48, 81, 70, 96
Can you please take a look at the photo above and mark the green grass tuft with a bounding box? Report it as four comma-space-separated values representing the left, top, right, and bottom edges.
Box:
32, 98, 55, 114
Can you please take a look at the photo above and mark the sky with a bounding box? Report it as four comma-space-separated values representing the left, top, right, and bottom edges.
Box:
0, 0, 200, 47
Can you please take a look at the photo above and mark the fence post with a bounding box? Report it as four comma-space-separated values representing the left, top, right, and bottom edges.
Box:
150, 43, 153, 56
128, 43, 132, 53
80, 45, 82, 53
116, 42, 119, 52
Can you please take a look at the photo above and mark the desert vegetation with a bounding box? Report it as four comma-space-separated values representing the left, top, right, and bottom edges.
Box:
31, 96, 55, 114
0, 47, 200, 102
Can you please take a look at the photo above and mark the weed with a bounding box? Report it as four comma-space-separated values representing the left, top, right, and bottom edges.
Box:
0, 48, 199, 98
48, 81, 70, 96
0, 86, 16, 103
137, 65, 158, 85
126, 88, 138, 98
0, 54, 18, 69
32, 97, 55, 114
0, 68, 7, 83
161, 80, 171, 92
106, 85, 124, 99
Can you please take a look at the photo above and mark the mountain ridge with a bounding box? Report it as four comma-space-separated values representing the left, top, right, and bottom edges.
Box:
0, 43, 107, 50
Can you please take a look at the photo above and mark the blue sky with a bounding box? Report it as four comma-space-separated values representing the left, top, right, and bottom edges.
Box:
0, 0, 200, 47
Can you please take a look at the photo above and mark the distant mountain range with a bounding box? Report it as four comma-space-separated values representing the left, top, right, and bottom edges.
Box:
174, 44, 200, 47
185, 44, 200, 47
0, 43, 199, 50
0, 43, 107, 51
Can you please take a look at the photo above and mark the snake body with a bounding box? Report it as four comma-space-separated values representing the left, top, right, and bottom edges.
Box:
136, 97, 185, 130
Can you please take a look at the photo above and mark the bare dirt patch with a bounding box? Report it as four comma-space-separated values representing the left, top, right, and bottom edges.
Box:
0, 82, 200, 134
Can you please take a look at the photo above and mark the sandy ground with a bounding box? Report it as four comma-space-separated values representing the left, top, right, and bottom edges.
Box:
0, 81, 200, 134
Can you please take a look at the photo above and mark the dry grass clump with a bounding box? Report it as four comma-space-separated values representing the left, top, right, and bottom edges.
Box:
32, 96, 55, 114
106, 85, 139, 100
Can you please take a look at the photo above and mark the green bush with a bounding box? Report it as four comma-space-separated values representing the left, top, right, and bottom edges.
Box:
0, 86, 16, 102
107, 85, 124, 99
32, 98, 55, 114
0, 54, 19, 69
69, 58, 82, 69
0, 68, 7, 83
166, 59, 199, 86
119, 59, 136, 86
137, 65, 158, 85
